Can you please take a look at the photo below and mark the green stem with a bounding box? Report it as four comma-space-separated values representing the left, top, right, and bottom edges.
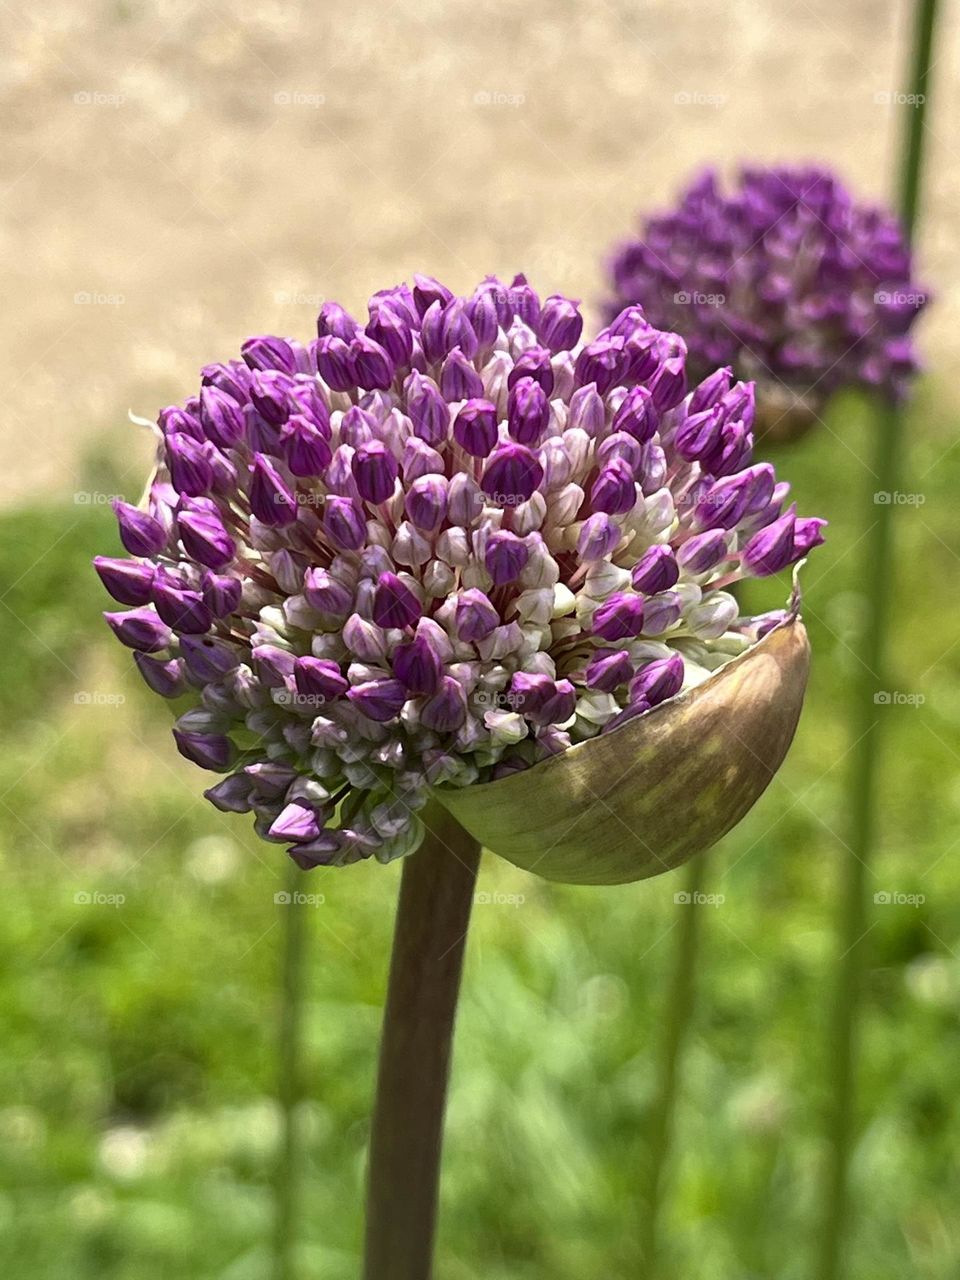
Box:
363, 805, 481, 1280
817, 6, 937, 1278
641, 853, 707, 1276
273, 857, 309, 1280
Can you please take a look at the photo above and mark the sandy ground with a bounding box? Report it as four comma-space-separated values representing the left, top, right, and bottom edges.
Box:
2, 0, 958, 507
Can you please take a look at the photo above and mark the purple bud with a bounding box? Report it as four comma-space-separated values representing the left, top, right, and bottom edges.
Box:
405, 474, 448, 532
323, 496, 366, 551
133, 651, 187, 698
179, 634, 240, 681
631, 544, 679, 593
253, 644, 296, 688
567, 384, 606, 437
592, 592, 645, 641
402, 436, 445, 482
104, 607, 172, 652
249, 455, 299, 526
420, 675, 467, 732
204, 773, 255, 814
352, 441, 398, 504
590, 459, 636, 515
577, 512, 620, 561
453, 398, 499, 458
294, 657, 348, 701
466, 289, 499, 350
507, 274, 541, 328
419, 301, 445, 365
270, 802, 322, 843
112, 498, 166, 560
317, 302, 358, 341
677, 530, 729, 574
507, 378, 550, 445
539, 294, 583, 353
178, 507, 236, 570
629, 653, 684, 706
585, 647, 633, 692
166, 432, 212, 496
351, 333, 395, 391
282, 414, 333, 477
94, 556, 155, 606
480, 443, 544, 506
539, 678, 576, 725
455, 588, 499, 642
741, 509, 798, 576
440, 349, 484, 401
508, 346, 554, 395
199, 385, 245, 447
250, 370, 293, 426
413, 274, 454, 318
173, 729, 235, 771
675, 407, 724, 462
159, 404, 203, 442
303, 567, 353, 615
392, 630, 444, 694
241, 335, 297, 375
405, 372, 450, 445
152, 579, 213, 634
484, 530, 529, 584
641, 590, 683, 634
347, 677, 407, 722
202, 571, 242, 617
648, 346, 687, 412
447, 472, 484, 525
366, 304, 413, 365
373, 572, 422, 629
440, 299, 479, 360
689, 366, 733, 414
574, 336, 626, 394
695, 464, 775, 531
316, 336, 356, 393
793, 516, 827, 557
612, 385, 657, 443
202, 360, 251, 401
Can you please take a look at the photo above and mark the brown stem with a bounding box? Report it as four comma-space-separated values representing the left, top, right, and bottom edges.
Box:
363, 804, 481, 1280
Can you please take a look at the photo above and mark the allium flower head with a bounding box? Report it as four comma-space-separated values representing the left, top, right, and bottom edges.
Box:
97, 273, 824, 873
604, 166, 927, 438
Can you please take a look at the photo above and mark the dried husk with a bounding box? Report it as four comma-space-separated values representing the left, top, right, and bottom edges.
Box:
434, 616, 810, 886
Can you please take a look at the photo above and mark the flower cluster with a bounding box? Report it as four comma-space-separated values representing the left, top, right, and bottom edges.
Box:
96, 274, 824, 868
604, 166, 926, 429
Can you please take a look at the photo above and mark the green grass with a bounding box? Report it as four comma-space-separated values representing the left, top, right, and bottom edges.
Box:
0, 384, 958, 1278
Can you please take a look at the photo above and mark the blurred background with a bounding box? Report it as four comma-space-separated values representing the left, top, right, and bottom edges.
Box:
2, 1, 959, 1277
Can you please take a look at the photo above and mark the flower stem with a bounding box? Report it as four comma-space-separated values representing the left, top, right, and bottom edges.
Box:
641, 853, 706, 1275
817, 5, 938, 1278
363, 805, 481, 1280
273, 856, 308, 1280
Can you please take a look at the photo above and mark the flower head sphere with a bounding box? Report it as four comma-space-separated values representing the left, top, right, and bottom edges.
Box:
604, 166, 927, 439
97, 273, 824, 878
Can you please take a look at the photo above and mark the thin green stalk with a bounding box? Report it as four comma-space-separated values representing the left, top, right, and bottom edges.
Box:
817, 5, 937, 1277
273, 857, 308, 1280
363, 805, 481, 1280
640, 853, 707, 1276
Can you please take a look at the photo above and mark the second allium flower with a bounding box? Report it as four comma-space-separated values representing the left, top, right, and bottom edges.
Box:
96, 274, 824, 868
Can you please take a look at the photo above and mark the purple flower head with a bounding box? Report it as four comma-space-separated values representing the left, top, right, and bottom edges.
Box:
604, 165, 927, 437
98, 273, 824, 868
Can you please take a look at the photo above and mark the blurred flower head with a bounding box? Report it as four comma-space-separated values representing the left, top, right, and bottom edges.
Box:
604, 165, 927, 439
97, 274, 824, 869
